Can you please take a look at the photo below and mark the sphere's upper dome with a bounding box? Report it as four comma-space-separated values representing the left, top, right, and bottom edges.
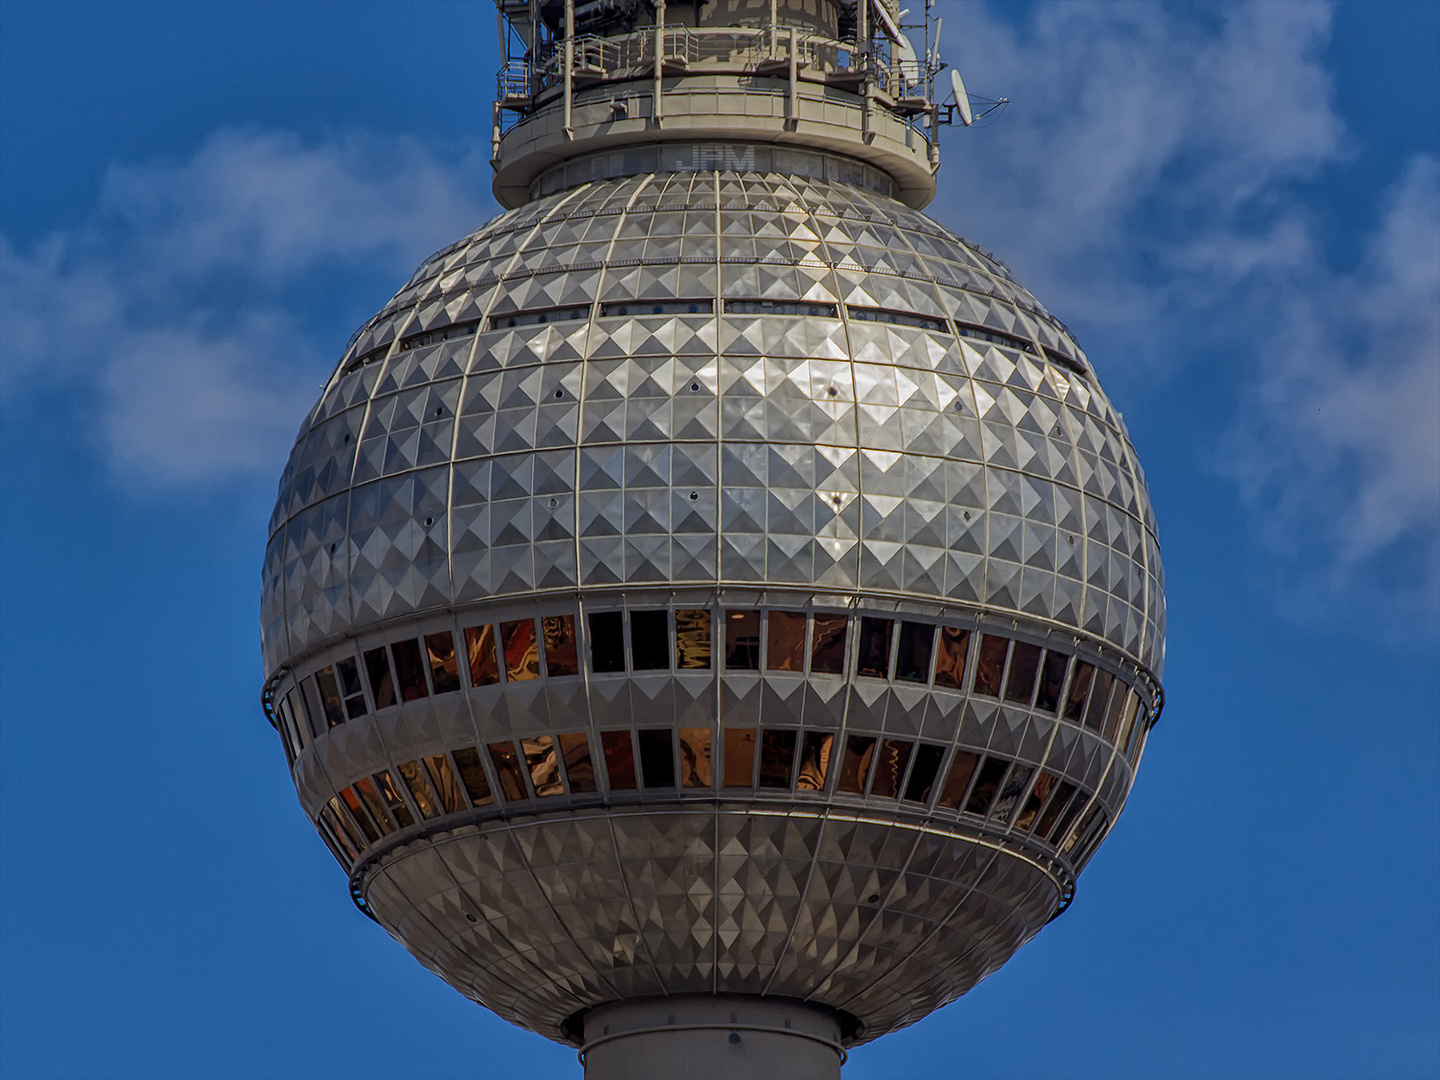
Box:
261, 166, 1165, 1046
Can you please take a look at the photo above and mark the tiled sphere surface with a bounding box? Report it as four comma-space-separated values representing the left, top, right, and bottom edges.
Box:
261, 169, 1166, 1046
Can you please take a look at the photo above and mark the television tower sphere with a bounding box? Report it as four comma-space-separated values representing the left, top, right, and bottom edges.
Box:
260, 2, 1165, 1075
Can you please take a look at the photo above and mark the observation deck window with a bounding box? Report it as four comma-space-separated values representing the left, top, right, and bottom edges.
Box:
500, 619, 541, 682
1035, 650, 1069, 713
313, 666, 346, 728
1003, 642, 1042, 705
797, 732, 834, 791
766, 610, 807, 671
541, 615, 579, 677
364, 647, 397, 710
724, 610, 761, 670
1034, 780, 1078, 840
589, 611, 626, 673
601, 299, 713, 318
354, 776, 398, 834
465, 624, 501, 686
637, 729, 677, 788
487, 304, 591, 331
1045, 789, 1087, 848
1101, 680, 1128, 741
1063, 662, 1095, 723
1082, 670, 1113, 732
973, 635, 1010, 697
964, 758, 1009, 817
810, 613, 848, 674
450, 746, 495, 806
895, 621, 935, 683
679, 729, 712, 787
397, 760, 441, 820
372, 770, 416, 829
390, 639, 430, 702
856, 616, 894, 678
426, 753, 469, 813
724, 728, 757, 787
425, 632, 462, 693
758, 730, 798, 788
601, 730, 639, 790
675, 609, 712, 669
320, 802, 362, 863
933, 627, 972, 690
847, 306, 950, 334
335, 658, 367, 719
521, 736, 564, 796
838, 735, 876, 794
724, 299, 839, 318
1063, 803, 1107, 858
487, 742, 528, 801
869, 739, 913, 798
630, 610, 671, 670
559, 733, 598, 793
904, 744, 946, 803
937, 751, 980, 810
338, 787, 380, 844
953, 321, 1037, 356
1014, 771, 1059, 832
991, 766, 1034, 825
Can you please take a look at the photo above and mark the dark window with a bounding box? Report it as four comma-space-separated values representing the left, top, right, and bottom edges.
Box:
758, 730, 798, 788
904, 744, 946, 803
425, 753, 468, 813
1123, 696, 1146, 758
678, 729, 711, 787
797, 732, 834, 791
335, 658, 367, 718
601, 730, 638, 790
464, 624, 500, 686
1015, 771, 1059, 832
1035, 651, 1069, 713
487, 742, 527, 800
1063, 662, 1095, 722
724, 610, 761, 670
810, 614, 848, 674
1083, 670, 1114, 732
424, 632, 462, 694
397, 760, 440, 820
558, 733, 597, 793
600, 299, 713, 317
1004, 642, 1042, 704
869, 739, 914, 798
364, 647, 397, 709
354, 777, 397, 835
838, 735, 876, 794
630, 610, 670, 670
964, 758, 1009, 816
314, 667, 346, 728
289, 687, 321, 741
937, 751, 980, 809
991, 765, 1034, 824
322, 801, 363, 861
450, 747, 494, 806
637, 729, 676, 788
847, 305, 950, 334
521, 736, 563, 796
856, 617, 894, 678
391, 639, 430, 702
500, 619, 540, 682
895, 621, 935, 683
1035, 780, 1078, 839
766, 610, 807, 671
973, 635, 1009, 697
1063, 804, 1106, 857
954, 321, 1037, 355
675, 609, 712, 669
275, 700, 299, 766
933, 627, 972, 689
1102, 681, 1129, 740
339, 787, 380, 844
725, 298, 838, 318
724, 728, 756, 787
488, 304, 591, 330
589, 611, 626, 673
541, 615, 580, 677
1046, 789, 1089, 847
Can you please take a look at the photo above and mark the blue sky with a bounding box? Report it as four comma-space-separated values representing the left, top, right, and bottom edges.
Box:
1, 1, 1436, 1077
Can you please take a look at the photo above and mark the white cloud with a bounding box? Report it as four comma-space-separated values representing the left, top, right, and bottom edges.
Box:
0, 130, 493, 487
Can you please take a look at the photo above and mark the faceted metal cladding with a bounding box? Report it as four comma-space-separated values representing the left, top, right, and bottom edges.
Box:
261, 167, 1166, 1047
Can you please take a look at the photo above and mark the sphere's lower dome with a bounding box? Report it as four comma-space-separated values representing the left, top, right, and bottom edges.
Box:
261, 168, 1165, 1046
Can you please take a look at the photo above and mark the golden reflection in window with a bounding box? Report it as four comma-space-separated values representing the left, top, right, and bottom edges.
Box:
425, 631, 462, 693
501, 620, 541, 682
679, 728, 712, 787
933, 626, 972, 689
397, 760, 441, 819
903, 743, 945, 803
1035, 650, 1069, 713
371, 770, 416, 828
991, 765, 1033, 824
426, 753, 468, 813
558, 733, 597, 793
464, 624, 500, 686
810, 614, 848, 674
324, 799, 364, 859
838, 735, 876, 794
1063, 661, 1094, 722
895, 622, 934, 683
1035, 780, 1078, 838
335, 658, 367, 719
856, 617, 893, 678
758, 729, 797, 788
450, 747, 494, 806
725, 610, 761, 670
521, 736, 563, 796
1102, 680, 1129, 740
766, 611, 807, 671
339, 787, 380, 843
937, 750, 980, 809
364, 647, 397, 709
315, 667, 346, 728
1003, 642, 1042, 704
1015, 771, 1058, 832
675, 609, 712, 669
723, 728, 756, 787
869, 739, 913, 798
1082, 670, 1113, 732
1062, 803, 1105, 857
487, 742, 528, 800
973, 635, 1009, 697
541, 615, 580, 677
354, 777, 397, 834
797, 732, 833, 791
964, 758, 1008, 817
601, 730, 638, 790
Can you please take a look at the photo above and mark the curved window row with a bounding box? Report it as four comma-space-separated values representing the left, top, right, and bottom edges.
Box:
277, 609, 1152, 772
312, 726, 1108, 872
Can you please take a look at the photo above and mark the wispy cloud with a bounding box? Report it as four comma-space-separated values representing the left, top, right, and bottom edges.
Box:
1, 130, 492, 487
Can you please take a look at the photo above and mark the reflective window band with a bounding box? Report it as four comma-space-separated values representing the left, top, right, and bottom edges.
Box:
390, 639, 430, 703
425, 632, 462, 694
601, 730, 638, 790
678, 728, 712, 787
847, 305, 950, 334
371, 770, 416, 829
964, 758, 1009, 817
895, 621, 935, 683
425, 753, 469, 813
487, 742, 528, 800
464, 624, 501, 686
450, 746, 495, 806
869, 739, 914, 798
796, 732, 834, 791
637, 729, 676, 788
521, 736, 563, 796
937, 751, 980, 809
487, 304, 591, 331
364, 647, 397, 709
758, 729, 798, 789
354, 777, 397, 835
675, 609, 712, 669
541, 615, 580, 677
903, 744, 946, 803
600, 299, 713, 317
1034, 650, 1069, 713
991, 766, 1034, 825
500, 620, 541, 682
973, 635, 1010, 697
321, 801, 363, 861
724, 298, 839, 318
766, 610, 807, 672
724, 610, 761, 670
723, 728, 757, 787
558, 733, 598, 793
589, 611, 626, 673
338, 787, 380, 844
856, 617, 894, 678
314, 666, 346, 728
810, 614, 848, 675
335, 658, 367, 719
933, 627, 972, 690
397, 760, 441, 820
838, 735, 877, 794
1003, 642, 1042, 705
630, 610, 671, 671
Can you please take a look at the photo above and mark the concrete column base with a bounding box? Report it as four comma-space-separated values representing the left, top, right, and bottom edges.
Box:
580, 995, 844, 1079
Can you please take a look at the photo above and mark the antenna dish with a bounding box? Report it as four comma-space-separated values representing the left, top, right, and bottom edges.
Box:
895, 32, 921, 86
951, 68, 974, 126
